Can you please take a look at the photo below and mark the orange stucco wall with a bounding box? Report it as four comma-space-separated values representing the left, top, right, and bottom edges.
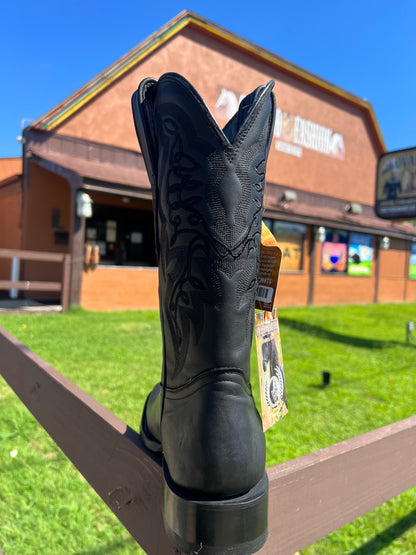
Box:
0, 157, 22, 181
0, 181, 22, 281
80, 266, 159, 310
22, 163, 71, 297
23, 163, 71, 255
57, 27, 380, 207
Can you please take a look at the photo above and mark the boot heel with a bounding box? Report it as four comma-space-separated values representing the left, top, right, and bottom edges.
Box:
163, 468, 268, 555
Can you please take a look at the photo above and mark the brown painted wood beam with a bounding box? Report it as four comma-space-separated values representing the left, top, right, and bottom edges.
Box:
0, 280, 62, 292
264, 415, 416, 553
0, 248, 67, 262
0, 250, 71, 311
0, 326, 415, 555
0, 326, 177, 555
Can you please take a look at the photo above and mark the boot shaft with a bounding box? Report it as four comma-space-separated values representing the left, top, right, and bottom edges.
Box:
133, 73, 275, 387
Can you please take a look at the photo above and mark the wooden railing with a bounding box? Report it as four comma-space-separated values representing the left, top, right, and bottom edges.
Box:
0, 325, 415, 554
0, 249, 71, 311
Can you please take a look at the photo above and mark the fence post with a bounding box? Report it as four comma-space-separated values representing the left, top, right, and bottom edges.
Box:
61, 254, 71, 311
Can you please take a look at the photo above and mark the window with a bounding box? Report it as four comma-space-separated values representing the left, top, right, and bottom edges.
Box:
321, 228, 373, 275
85, 204, 156, 266
321, 229, 348, 273
347, 232, 373, 276
409, 243, 416, 279
263, 219, 306, 271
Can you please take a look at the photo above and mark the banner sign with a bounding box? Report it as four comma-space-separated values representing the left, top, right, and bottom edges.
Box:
347, 233, 373, 276
215, 87, 345, 160
321, 241, 348, 273
375, 147, 416, 219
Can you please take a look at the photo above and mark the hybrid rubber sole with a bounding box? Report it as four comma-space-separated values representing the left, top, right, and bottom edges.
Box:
141, 405, 269, 553
163, 464, 268, 555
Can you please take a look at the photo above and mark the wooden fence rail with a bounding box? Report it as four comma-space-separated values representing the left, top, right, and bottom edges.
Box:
0, 249, 71, 311
0, 325, 415, 554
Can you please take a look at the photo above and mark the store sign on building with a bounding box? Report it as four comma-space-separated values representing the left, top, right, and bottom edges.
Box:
215, 87, 345, 160
375, 147, 416, 219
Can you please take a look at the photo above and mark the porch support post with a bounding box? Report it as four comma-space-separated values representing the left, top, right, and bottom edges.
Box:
308, 227, 316, 305
373, 237, 380, 303
68, 178, 85, 307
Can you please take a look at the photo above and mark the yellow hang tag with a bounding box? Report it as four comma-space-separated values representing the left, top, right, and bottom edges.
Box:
255, 308, 288, 431
255, 222, 282, 311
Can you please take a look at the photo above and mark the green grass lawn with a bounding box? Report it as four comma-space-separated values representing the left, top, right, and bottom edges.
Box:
0, 303, 415, 554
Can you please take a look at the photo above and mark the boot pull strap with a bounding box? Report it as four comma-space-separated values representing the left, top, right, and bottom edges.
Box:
132, 78, 160, 257
223, 81, 275, 145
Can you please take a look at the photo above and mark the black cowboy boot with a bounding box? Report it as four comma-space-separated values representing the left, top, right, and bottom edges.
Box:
132, 73, 275, 555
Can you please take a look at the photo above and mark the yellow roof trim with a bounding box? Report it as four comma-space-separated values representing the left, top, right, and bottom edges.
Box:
32, 13, 191, 131
186, 15, 385, 151
46, 18, 190, 130
31, 10, 385, 151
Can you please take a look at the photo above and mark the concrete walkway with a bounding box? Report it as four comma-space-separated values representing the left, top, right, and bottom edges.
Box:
0, 299, 62, 314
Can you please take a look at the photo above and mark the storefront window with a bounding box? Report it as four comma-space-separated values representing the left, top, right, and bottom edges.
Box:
263, 219, 306, 271
321, 228, 348, 273
321, 229, 373, 275
347, 232, 373, 276
263, 221, 376, 276
85, 204, 156, 266
409, 243, 416, 279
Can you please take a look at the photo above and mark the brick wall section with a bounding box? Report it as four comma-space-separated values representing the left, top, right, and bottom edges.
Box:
79, 247, 416, 310
314, 274, 376, 305
276, 273, 310, 307
378, 240, 408, 303
405, 280, 416, 302
311, 242, 376, 306
80, 267, 159, 310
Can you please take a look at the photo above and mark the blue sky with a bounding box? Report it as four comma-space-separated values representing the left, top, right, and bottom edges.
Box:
1, 1, 415, 158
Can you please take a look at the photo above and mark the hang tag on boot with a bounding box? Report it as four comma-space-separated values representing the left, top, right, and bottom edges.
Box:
255, 223, 282, 311
255, 308, 288, 431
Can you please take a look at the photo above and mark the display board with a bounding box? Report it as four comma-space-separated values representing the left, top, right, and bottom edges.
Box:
375, 147, 416, 219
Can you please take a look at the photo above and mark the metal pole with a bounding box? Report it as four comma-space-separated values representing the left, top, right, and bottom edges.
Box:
9, 257, 20, 299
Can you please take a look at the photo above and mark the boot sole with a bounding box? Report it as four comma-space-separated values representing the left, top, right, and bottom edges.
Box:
163, 464, 268, 554
141, 390, 268, 552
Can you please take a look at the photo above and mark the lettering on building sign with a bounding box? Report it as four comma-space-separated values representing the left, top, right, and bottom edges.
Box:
215, 87, 345, 160
282, 246, 301, 259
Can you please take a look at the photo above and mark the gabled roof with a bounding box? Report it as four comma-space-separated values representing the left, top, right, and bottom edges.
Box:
29, 10, 386, 152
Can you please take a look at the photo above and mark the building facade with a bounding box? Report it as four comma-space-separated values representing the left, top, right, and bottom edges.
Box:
1, 11, 416, 309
